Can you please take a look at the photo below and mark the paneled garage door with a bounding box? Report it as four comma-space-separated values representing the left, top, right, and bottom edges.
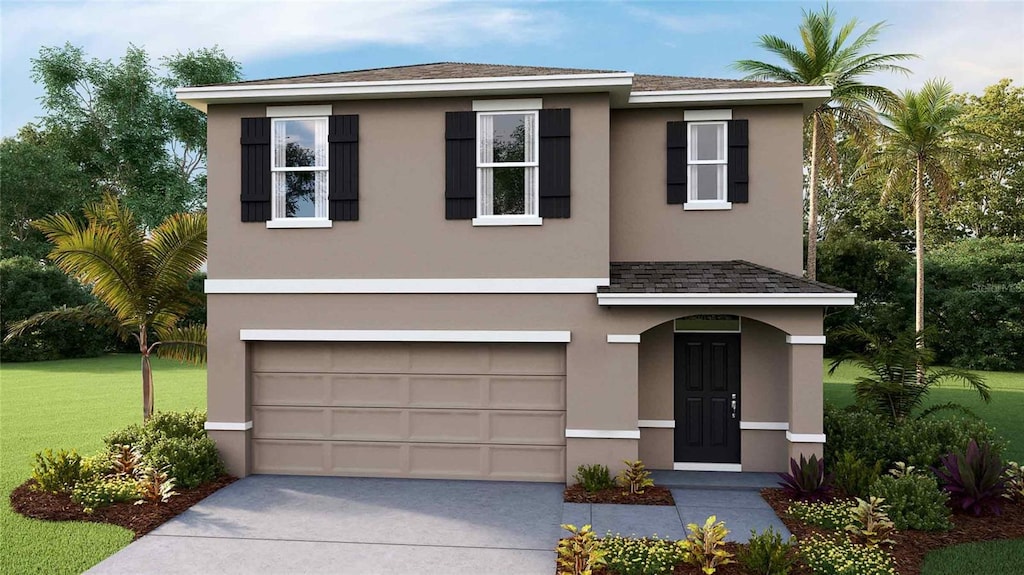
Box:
250, 341, 567, 482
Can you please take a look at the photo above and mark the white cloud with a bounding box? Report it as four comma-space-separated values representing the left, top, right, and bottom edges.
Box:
625, 5, 739, 34
874, 1, 1024, 94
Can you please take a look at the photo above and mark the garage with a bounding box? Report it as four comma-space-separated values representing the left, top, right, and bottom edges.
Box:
250, 341, 567, 481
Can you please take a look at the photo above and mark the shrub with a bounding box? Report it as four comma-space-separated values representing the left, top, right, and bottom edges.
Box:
137, 467, 178, 504
574, 464, 615, 493
104, 410, 207, 454
778, 454, 833, 501
557, 524, 607, 575
845, 497, 896, 548
617, 460, 654, 495
1006, 461, 1024, 502
31, 449, 83, 493
71, 476, 141, 513
680, 515, 734, 575
832, 451, 882, 498
737, 527, 796, 575
869, 473, 951, 531
933, 440, 1010, 516
601, 535, 687, 575
103, 423, 146, 452
0, 256, 110, 361
799, 534, 898, 575
787, 500, 852, 530
144, 436, 223, 489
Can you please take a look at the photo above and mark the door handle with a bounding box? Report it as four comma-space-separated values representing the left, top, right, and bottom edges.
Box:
730, 393, 737, 419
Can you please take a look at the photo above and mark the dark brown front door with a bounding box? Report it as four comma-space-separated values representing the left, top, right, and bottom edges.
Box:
673, 333, 741, 464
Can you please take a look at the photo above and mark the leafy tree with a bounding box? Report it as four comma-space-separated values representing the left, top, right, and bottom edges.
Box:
4, 195, 207, 420
874, 79, 983, 345
828, 327, 990, 422
734, 5, 914, 280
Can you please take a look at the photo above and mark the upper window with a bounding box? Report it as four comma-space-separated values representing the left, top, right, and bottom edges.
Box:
271, 117, 328, 220
476, 110, 539, 224
687, 121, 728, 206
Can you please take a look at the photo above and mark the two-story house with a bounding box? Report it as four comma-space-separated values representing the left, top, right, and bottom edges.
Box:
177, 63, 854, 483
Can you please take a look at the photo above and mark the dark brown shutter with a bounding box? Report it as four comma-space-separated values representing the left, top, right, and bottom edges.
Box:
666, 121, 687, 205
445, 111, 476, 219
539, 108, 571, 218
329, 115, 359, 221
240, 117, 271, 221
728, 119, 749, 203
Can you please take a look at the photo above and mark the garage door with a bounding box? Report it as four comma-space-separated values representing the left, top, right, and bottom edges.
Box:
250, 341, 567, 482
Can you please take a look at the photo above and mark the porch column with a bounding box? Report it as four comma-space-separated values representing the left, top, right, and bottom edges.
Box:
564, 333, 640, 481
786, 335, 826, 462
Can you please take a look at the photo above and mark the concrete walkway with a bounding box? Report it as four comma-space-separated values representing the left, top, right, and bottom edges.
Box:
86, 475, 788, 575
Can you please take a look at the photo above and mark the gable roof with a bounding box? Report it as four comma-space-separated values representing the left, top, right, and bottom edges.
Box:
599, 260, 850, 294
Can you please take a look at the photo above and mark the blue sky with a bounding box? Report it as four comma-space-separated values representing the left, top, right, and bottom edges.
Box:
2, 1, 1022, 136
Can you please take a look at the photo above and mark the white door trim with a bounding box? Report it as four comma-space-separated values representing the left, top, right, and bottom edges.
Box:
673, 462, 743, 472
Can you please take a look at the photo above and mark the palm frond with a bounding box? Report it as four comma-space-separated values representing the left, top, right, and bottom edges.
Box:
152, 323, 207, 365
146, 211, 207, 319
4, 303, 131, 344
915, 402, 979, 420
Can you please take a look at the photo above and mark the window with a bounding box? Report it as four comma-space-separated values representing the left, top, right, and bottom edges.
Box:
271, 117, 329, 222
475, 110, 540, 225
686, 121, 730, 209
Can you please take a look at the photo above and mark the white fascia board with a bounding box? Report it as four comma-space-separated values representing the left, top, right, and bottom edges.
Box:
565, 429, 641, 440
607, 334, 641, 344
240, 329, 571, 343
627, 86, 832, 109
739, 421, 789, 431
206, 278, 609, 294
596, 292, 857, 307
176, 73, 634, 111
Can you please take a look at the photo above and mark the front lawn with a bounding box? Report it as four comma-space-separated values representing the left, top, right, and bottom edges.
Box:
0, 355, 205, 575
920, 539, 1024, 575
824, 361, 1024, 462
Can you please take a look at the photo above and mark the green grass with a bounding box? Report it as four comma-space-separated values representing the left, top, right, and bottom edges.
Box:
0, 355, 205, 575
824, 361, 1024, 462
920, 539, 1024, 575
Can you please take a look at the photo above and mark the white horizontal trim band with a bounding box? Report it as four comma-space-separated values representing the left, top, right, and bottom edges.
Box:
565, 429, 641, 440
597, 292, 856, 306
207, 278, 609, 294
265, 219, 333, 229
473, 98, 543, 111
787, 431, 826, 443
674, 462, 742, 472
786, 335, 827, 345
239, 329, 572, 343
205, 421, 253, 431
638, 419, 675, 428
740, 421, 789, 431
607, 334, 641, 344
683, 109, 732, 121
266, 105, 332, 117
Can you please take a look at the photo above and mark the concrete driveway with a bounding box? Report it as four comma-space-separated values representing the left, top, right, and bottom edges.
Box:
86, 475, 564, 575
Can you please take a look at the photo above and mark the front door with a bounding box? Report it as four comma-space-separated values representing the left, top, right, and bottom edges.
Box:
673, 333, 741, 464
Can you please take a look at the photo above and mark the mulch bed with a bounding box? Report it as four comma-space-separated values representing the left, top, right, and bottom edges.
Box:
762, 487, 1024, 575
564, 484, 676, 506
10, 475, 236, 539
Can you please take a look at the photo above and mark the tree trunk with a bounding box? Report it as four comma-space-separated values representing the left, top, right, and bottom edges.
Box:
915, 155, 925, 345
140, 328, 154, 420
806, 115, 820, 281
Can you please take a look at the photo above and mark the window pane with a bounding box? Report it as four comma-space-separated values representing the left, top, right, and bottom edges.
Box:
274, 119, 327, 168
488, 113, 529, 163
480, 167, 529, 215
275, 171, 317, 217
691, 123, 725, 162
691, 164, 725, 201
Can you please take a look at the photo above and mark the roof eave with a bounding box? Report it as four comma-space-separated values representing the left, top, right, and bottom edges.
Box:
596, 292, 857, 306
624, 86, 832, 112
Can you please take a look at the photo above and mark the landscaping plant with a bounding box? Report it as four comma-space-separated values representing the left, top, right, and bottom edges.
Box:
737, 527, 796, 575
786, 501, 853, 530
71, 477, 143, 514
680, 515, 734, 575
933, 439, 1010, 516
601, 535, 687, 575
31, 448, 84, 493
799, 534, 898, 575
777, 454, 834, 501
136, 467, 178, 504
1005, 461, 1024, 501
869, 470, 951, 531
845, 497, 896, 548
574, 464, 616, 493
617, 460, 654, 495
143, 435, 223, 489
832, 451, 882, 498
557, 524, 607, 575
110, 444, 144, 477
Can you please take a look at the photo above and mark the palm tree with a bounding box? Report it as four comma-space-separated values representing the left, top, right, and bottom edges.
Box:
4, 194, 207, 420
829, 326, 989, 422
874, 79, 982, 344
734, 5, 915, 280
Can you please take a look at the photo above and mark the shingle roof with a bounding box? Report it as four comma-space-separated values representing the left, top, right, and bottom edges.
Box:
206, 62, 798, 91
598, 261, 850, 294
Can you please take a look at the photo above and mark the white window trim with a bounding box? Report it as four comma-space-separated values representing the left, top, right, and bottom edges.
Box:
684, 120, 730, 211
683, 109, 733, 122
266, 105, 332, 118
269, 116, 330, 223
473, 98, 543, 112
475, 108, 541, 225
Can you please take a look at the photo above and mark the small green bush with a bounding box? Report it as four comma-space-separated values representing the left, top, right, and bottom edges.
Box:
787, 501, 852, 530
601, 535, 687, 575
144, 436, 223, 488
103, 424, 147, 452
737, 527, 796, 575
832, 451, 882, 498
103, 410, 207, 453
71, 477, 141, 513
869, 473, 951, 531
574, 464, 615, 493
799, 534, 898, 575
31, 449, 83, 493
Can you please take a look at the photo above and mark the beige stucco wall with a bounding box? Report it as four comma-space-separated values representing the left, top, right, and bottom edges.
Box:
205, 93, 610, 280
609, 105, 806, 275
